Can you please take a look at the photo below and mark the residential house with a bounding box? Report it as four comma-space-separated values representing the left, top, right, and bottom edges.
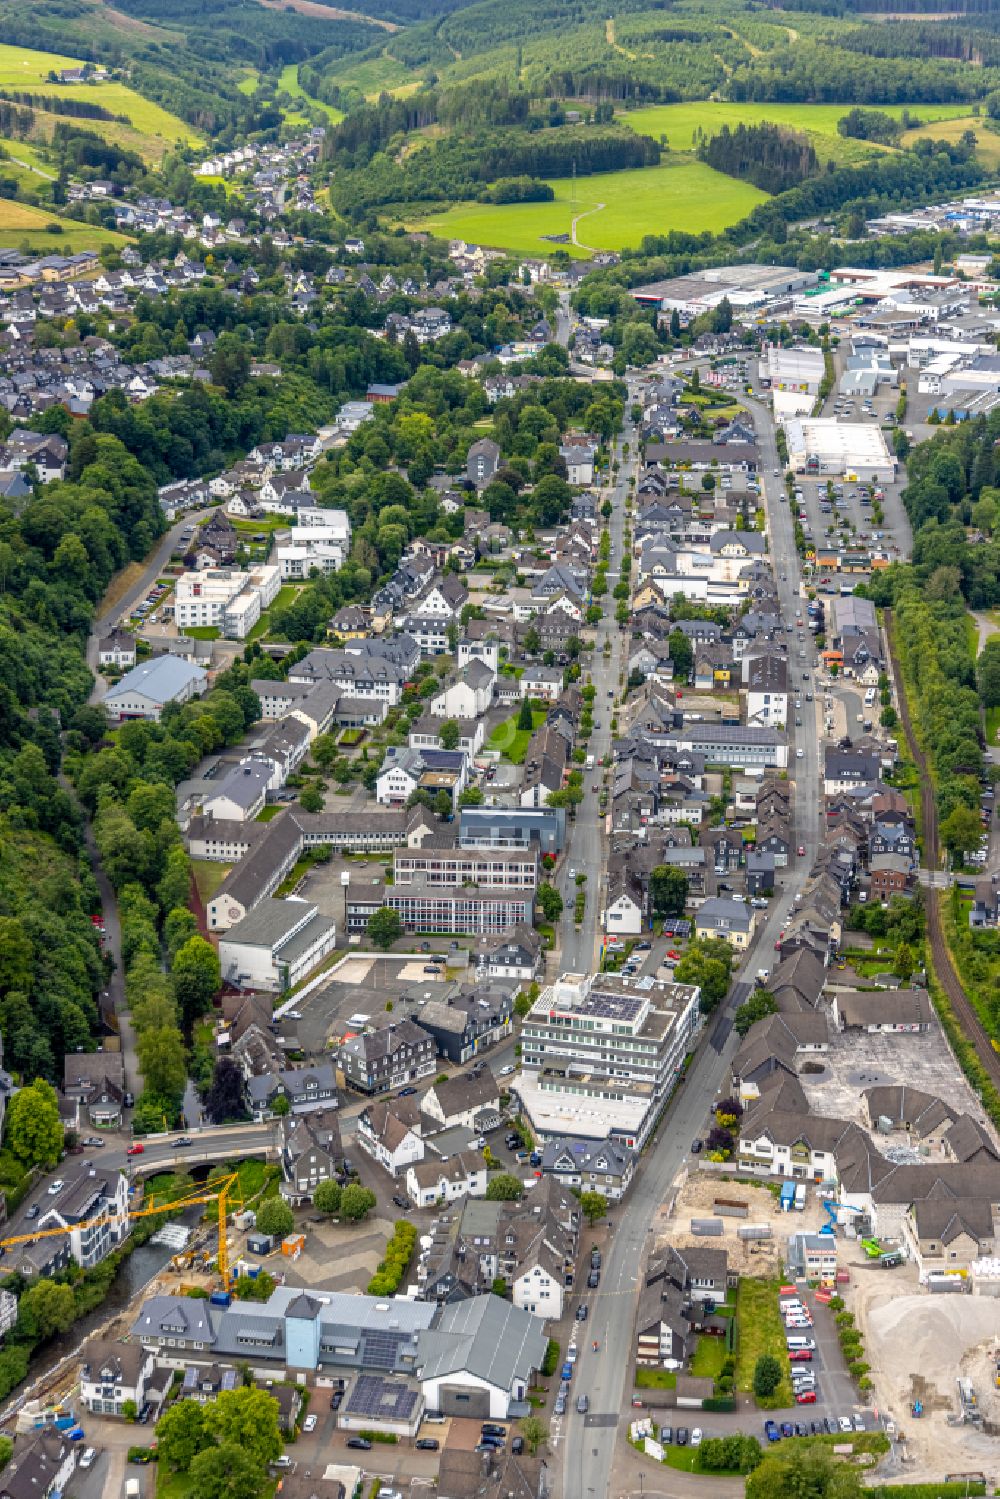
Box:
539, 1137, 636, 1201
356, 1098, 425, 1177
79, 1338, 157, 1417
406, 1152, 488, 1209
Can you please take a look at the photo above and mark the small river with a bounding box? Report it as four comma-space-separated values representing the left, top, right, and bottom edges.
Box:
3, 1205, 203, 1421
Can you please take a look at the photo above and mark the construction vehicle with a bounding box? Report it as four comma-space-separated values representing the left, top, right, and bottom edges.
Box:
861, 1238, 882, 1258
911, 1400, 923, 1418
0, 1173, 242, 1288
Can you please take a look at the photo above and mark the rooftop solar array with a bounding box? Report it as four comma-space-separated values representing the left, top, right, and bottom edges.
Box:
360, 1330, 404, 1370
580, 991, 645, 1022
347, 1374, 419, 1419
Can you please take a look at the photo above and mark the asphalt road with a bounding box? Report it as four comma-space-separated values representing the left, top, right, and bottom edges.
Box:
86, 508, 213, 704
561, 387, 823, 1499
557, 419, 634, 973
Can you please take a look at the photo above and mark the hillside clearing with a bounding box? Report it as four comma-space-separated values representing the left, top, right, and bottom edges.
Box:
0, 199, 130, 252
901, 114, 1000, 168
623, 100, 970, 166
278, 64, 344, 125
415, 156, 767, 256
0, 45, 200, 160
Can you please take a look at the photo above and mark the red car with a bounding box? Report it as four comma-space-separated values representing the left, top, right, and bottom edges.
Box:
126, 1143, 145, 1156
797, 845, 806, 856
667, 949, 681, 961
795, 1391, 817, 1405
788, 1350, 813, 1362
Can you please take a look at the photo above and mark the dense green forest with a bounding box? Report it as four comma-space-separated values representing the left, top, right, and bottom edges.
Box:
698, 122, 819, 193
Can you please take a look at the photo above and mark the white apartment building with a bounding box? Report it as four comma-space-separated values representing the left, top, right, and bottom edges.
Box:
173, 565, 281, 639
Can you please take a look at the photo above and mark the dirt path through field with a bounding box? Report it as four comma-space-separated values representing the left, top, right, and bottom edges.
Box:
571, 202, 605, 251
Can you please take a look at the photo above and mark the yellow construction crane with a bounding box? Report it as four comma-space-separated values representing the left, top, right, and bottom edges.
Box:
0, 1172, 242, 1288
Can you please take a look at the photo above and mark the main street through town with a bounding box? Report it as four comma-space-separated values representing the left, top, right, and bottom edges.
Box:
559, 374, 823, 1499
557, 414, 634, 973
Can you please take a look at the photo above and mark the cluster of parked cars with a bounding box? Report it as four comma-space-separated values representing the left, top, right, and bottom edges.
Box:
658, 1424, 703, 1447
475, 1422, 523, 1456
766, 1414, 865, 1443
128, 580, 169, 627
780, 1289, 818, 1404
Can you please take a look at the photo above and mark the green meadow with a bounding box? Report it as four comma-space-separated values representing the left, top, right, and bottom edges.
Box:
623, 100, 971, 165
417, 155, 767, 256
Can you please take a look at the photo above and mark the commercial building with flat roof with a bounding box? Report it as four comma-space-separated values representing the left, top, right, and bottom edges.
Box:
783, 417, 895, 483
218, 898, 337, 992
516, 971, 700, 1147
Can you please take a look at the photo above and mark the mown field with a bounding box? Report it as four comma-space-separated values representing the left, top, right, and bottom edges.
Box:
0, 199, 131, 252
417, 155, 767, 256
623, 100, 972, 165
278, 63, 344, 124
0, 43, 200, 161
901, 113, 1000, 169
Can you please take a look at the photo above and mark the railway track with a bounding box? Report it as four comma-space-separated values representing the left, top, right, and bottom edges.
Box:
884, 609, 1000, 1092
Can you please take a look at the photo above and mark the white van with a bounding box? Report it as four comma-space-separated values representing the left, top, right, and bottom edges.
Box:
864, 687, 876, 706
786, 1337, 815, 1351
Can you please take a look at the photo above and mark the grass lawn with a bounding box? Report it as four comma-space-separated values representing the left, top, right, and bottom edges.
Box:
185, 625, 221, 640
233, 515, 289, 535
237, 70, 260, 96
246, 584, 301, 642
0, 199, 131, 252
415, 155, 767, 257
734, 1277, 792, 1409
487, 709, 547, 764
986, 704, 1000, 747
634, 1367, 677, 1389
624, 100, 970, 165
690, 1334, 727, 1380
192, 859, 229, 903
256, 803, 286, 822
278, 63, 344, 125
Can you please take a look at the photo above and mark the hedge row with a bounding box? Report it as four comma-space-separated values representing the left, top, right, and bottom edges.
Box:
873, 1485, 986, 1498
366, 1220, 418, 1298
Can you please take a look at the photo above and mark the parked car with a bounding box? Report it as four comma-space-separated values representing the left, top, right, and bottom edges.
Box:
346, 1437, 372, 1451
83, 1137, 105, 1148
482, 1425, 506, 1438
575, 1304, 588, 1321
511, 1437, 524, 1455
561, 1362, 574, 1381
79, 1450, 96, 1470
691, 1428, 703, 1446
675, 1428, 689, 1446
329, 1391, 343, 1411
587, 1270, 600, 1288
690, 1139, 703, 1154
838, 1417, 853, 1434
392, 1195, 409, 1210
302, 1415, 317, 1434
415, 1438, 439, 1451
